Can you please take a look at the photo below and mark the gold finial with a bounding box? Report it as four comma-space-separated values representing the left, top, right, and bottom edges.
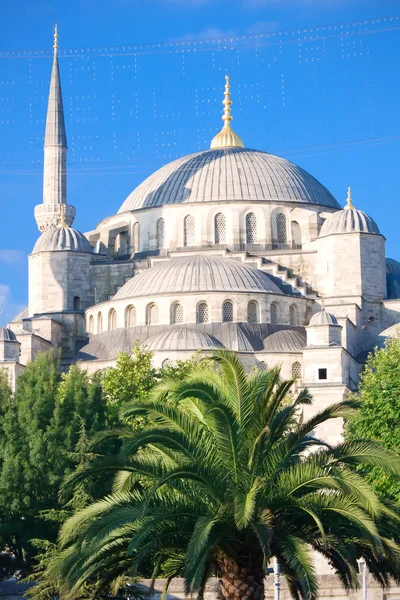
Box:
345, 186, 354, 209
58, 203, 68, 228
53, 24, 59, 53
210, 74, 244, 150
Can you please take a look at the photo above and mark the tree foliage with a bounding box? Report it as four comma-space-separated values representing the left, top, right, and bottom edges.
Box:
346, 335, 400, 500
53, 351, 400, 600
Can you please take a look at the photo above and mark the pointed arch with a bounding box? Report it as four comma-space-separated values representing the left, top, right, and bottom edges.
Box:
108, 308, 117, 330
222, 300, 234, 322
97, 312, 103, 333
125, 305, 137, 327
270, 302, 279, 324
197, 302, 209, 324
292, 361, 302, 380
147, 303, 159, 325
276, 213, 287, 244
88, 314, 94, 334
246, 212, 257, 244
247, 300, 259, 323
215, 213, 227, 244
171, 302, 184, 324
289, 304, 298, 326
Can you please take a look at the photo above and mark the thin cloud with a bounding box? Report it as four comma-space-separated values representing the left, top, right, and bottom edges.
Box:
0, 250, 26, 266
246, 0, 346, 6
175, 21, 279, 42
0, 285, 10, 308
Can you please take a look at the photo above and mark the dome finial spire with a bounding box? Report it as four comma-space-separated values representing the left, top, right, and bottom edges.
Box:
210, 74, 244, 149
345, 186, 354, 209
53, 23, 59, 54
58, 203, 68, 228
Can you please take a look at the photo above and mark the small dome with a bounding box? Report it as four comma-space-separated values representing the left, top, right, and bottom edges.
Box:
145, 327, 224, 351
263, 329, 306, 352
309, 310, 338, 326
386, 258, 400, 275
33, 226, 92, 254
0, 327, 17, 342
114, 255, 282, 300
319, 205, 380, 238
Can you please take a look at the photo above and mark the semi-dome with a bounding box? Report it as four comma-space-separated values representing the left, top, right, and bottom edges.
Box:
145, 327, 224, 351
114, 255, 282, 299
118, 147, 339, 213
33, 225, 92, 254
0, 327, 17, 342
263, 329, 306, 352
319, 188, 379, 238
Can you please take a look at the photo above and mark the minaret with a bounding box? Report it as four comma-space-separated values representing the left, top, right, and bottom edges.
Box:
34, 25, 75, 232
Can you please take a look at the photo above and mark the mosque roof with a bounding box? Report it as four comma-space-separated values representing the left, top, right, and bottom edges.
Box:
114, 255, 282, 299
319, 188, 380, 238
263, 329, 306, 352
309, 310, 338, 326
118, 148, 339, 213
32, 225, 92, 254
145, 327, 224, 351
0, 327, 18, 342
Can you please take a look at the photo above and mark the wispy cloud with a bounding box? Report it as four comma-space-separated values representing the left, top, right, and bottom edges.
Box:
175, 21, 278, 42
245, 0, 346, 6
0, 250, 25, 266
0, 285, 10, 309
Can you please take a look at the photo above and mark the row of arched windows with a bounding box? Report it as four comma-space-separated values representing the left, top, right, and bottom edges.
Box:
88, 300, 301, 333
122, 212, 300, 254
258, 360, 302, 381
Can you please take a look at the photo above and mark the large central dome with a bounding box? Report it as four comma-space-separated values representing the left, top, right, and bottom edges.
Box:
118, 148, 339, 213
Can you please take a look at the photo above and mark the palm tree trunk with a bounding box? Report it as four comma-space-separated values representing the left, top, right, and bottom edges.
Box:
219, 557, 264, 600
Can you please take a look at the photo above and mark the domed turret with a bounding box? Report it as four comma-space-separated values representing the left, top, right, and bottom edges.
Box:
316, 188, 386, 302
307, 309, 341, 347
33, 225, 92, 254
319, 188, 379, 238
309, 310, 338, 326
0, 327, 20, 362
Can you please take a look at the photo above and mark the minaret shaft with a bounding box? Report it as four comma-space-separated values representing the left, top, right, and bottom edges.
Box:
35, 26, 75, 232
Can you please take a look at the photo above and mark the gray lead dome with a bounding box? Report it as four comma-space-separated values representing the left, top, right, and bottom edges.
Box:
319, 207, 380, 238
32, 226, 92, 253
118, 148, 339, 212
145, 327, 224, 351
114, 255, 282, 299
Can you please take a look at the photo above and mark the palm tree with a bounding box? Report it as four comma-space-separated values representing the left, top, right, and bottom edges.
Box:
56, 351, 400, 600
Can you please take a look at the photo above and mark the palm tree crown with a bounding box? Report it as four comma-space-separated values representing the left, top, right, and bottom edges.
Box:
56, 351, 400, 600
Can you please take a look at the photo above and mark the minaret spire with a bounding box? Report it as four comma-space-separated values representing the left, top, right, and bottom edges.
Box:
210, 75, 244, 150
34, 25, 75, 232
345, 186, 354, 210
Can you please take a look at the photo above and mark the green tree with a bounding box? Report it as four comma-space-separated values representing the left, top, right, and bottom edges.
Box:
0, 352, 108, 574
346, 335, 400, 500
55, 351, 400, 600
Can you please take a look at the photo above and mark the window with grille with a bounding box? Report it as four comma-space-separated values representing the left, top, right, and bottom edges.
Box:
88, 315, 94, 333
184, 215, 195, 246
172, 303, 184, 324
306, 306, 312, 325
133, 222, 140, 253
97, 312, 103, 333
197, 302, 209, 323
258, 361, 267, 372
292, 362, 302, 380
162, 358, 173, 369
270, 303, 278, 324
222, 300, 233, 322
156, 218, 164, 249
214, 213, 227, 244
276, 213, 287, 244
247, 301, 258, 323
246, 213, 257, 243
109, 309, 117, 330
148, 304, 159, 325
289, 304, 297, 326
126, 305, 136, 327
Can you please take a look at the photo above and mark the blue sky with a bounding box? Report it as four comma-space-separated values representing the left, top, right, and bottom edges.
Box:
0, 0, 399, 324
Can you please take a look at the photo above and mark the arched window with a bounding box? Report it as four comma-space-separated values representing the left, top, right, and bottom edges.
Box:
88, 315, 94, 334
291, 221, 302, 247
109, 309, 117, 330
73, 296, 81, 310
97, 312, 103, 333
214, 213, 227, 244
289, 304, 298, 326
156, 218, 164, 249
247, 301, 259, 323
147, 303, 159, 325
258, 361, 267, 372
126, 305, 136, 327
133, 222, 140, 253
292, 361, 302, 380
270, 302, 278, 324
276, 213, 287, 244
197, 302, 209, 324
162, 358, 173, 369
184, 215, 195, 246
246, 213, 257, 244
172, 303, 184, 324
306, 306, 312, 325
115, 231, 128, 257
222, 300, 234, 322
